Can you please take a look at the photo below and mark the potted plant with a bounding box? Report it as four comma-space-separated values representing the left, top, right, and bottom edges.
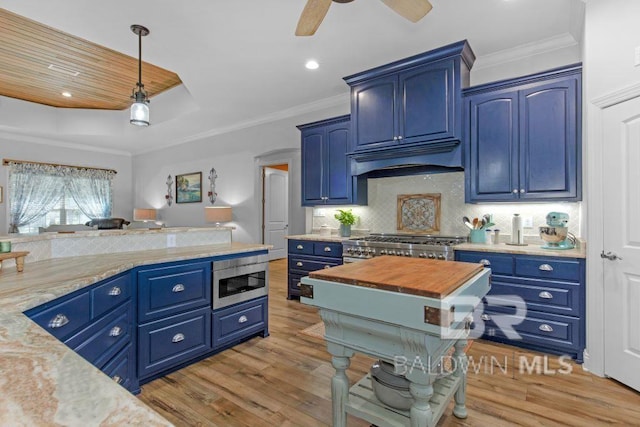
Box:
335, 209, 356, 237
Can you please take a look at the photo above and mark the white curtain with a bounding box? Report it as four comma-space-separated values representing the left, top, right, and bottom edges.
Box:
8, 162, 115, 233
8, 163, 66, 233
66, 169, 115, 219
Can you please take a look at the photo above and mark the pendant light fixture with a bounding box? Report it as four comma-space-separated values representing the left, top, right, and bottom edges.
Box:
130, 24, 150, 126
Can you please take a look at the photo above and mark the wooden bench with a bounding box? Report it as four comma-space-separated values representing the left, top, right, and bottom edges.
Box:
0, 251, 29, 272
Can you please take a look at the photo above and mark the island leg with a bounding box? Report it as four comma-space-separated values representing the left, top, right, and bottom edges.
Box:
409, 381, 434, 427
16, 256, 25, 273
453, 339, 468, 419
331, 355, 351, 427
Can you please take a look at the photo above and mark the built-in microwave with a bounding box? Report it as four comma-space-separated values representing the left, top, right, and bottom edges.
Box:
212, 253, 269, 310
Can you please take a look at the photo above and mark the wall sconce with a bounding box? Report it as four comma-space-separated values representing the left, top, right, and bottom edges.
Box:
208, 167, 218, 204
166, 175, 174, 206
205, 206, 232, 226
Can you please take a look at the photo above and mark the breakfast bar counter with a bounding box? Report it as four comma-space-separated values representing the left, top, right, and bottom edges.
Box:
0, 242, 269, 426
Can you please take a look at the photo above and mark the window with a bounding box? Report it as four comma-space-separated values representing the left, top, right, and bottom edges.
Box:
7, 161, 115, 233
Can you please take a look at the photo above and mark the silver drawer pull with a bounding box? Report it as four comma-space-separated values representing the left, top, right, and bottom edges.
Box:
238, 315, 248, 324
479, 259, 491, 266
324, 265, 331, 269
539, 264, 554, 272
296, 262, 303, 267
296, 244, 304, 250
109, 326, 123, 337
539, 291, 553, 299
539, 324, 554, 333
112, 375, 123, 384
48, 314, 70, 329
480, 314, 491, 321
296, 281, 301, 288
172, 284, 185, 293
172, 333, 185, 343
108, 286, 122, 296
324, 246, 332, 252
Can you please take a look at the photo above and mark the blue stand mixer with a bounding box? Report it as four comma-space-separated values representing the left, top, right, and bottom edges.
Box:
539, 212, 576, 250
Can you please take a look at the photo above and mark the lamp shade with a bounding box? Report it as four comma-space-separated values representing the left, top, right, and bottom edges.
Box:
133, 208, 157, 222
130, 101, 149, 126
205, 206, 232, 224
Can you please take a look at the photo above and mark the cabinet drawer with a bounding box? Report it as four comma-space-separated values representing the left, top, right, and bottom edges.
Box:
28, 292, 91, 341
456, 251, 514, 276
477, 308, 580, 351
91, 273, 131, 319
515, 257, 580, 281
289, 256, 341, 273
488, 277, 580, 316
288, 240, 314, 255
102, 343, 136, 392
313, 242, 342, 258
65, 303, 131, 368
288, 274, 304, 298
138, 307, 211, 379
213, 296, 268, 349
138, 261, 211, 322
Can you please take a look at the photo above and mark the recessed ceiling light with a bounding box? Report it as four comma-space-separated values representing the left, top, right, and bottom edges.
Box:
305, 60, 319, 70
61, 91, 72, 98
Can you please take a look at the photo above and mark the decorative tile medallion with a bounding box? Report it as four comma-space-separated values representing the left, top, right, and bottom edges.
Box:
397, 193, 441, 233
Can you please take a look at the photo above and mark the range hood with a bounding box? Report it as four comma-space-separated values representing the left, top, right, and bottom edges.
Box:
349, 141, 463, 178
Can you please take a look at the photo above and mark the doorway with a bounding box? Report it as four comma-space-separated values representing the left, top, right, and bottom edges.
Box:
262, 164, 288, 260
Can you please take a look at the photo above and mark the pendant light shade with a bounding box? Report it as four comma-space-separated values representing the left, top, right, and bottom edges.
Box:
130, 24, 150, 127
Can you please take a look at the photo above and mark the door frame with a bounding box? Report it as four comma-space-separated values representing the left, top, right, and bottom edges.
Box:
585, 82, 640, 376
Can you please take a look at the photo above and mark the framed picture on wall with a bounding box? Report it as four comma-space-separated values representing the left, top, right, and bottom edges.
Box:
176, 172, 202, 203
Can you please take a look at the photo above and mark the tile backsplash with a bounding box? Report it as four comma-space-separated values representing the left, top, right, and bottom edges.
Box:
311, 172, 582, 240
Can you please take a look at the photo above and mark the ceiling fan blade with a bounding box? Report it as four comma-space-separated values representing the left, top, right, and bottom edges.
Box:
379, 0, 433, 23
295, 0, 333, 36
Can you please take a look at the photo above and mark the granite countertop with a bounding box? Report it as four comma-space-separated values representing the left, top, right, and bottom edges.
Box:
0, 242, 269, 426
286, 233, 354, 242
454, 241, 586, 259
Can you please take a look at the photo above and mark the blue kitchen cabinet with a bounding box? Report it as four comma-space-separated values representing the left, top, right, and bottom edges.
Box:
345, 40, 474, 152
287, 239, 343, 299
464, 64, 582, 202
25, 272, 139, 393
455, 250, 585, 362
298, 115, 367, 206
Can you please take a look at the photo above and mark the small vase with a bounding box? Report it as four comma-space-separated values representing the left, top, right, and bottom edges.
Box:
339, 224, 351, 237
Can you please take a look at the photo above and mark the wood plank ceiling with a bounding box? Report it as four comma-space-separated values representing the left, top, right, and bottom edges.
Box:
0, 8, 182, 110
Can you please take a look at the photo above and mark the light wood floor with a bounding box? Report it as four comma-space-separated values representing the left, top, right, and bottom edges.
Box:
139, 259, 640, 426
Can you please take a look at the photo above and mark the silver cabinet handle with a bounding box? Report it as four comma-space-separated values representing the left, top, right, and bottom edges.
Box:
48, 314, 69, 329
324, 246, 332, 252
520, 189, 525, 193
539, 324, 554, 333
539, 264, 554, 271
172, 284, 185, 293
296, 281, 301, 288
238, 315, 248, 324
324, 265, 331, 269
539, 291, 553, 299
172, 333, 185, 343
108, 286, 121, 296
393, 136, 398, 141
296, 262, 303, 267
109, 326, 123, 337
512, 189, 518, 194
296, 244, 303, 250
479, 259, 491, 266
480, 314, 491, 321
112, 375, 123, 384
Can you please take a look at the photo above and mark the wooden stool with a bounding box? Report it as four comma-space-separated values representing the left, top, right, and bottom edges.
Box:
0, 251, 30, 272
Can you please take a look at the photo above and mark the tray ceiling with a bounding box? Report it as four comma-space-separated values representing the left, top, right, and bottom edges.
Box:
0, 8, 181, 110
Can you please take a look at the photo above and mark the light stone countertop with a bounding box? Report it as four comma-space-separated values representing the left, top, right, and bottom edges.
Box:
454, 241, 586, 259
286, 233, 358, 242
0, 242, 270, 426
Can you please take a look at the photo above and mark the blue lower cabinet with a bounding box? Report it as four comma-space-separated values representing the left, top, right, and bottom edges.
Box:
102, 343, 139, 394
27, 291, 92, 341
138, 307, 212, 380
213, 296, 269, 349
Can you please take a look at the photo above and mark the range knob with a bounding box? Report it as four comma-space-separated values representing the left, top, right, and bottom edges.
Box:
428, 253, 436, 259
380, 249, 387, 255
346, 247, 353, 254
418, 253, 426, 258
404, 251, 411, 257
437, 254, 446, 260
389, 250, 396, 256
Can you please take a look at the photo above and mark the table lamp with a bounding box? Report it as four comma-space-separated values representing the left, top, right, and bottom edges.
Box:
133, 208, 159, 229
205, 206, 232, 226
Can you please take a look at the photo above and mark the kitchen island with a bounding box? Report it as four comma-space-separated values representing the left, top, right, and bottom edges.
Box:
0, 241, 269, 426
301, 256, 491, 427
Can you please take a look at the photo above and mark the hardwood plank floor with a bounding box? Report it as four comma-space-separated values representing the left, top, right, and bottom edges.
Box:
139, 259, 640, 426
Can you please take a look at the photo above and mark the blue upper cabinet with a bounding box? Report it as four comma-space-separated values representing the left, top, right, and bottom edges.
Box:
346, 41, 475, 153
464, 65, 582, 203
298, 115, 367, 206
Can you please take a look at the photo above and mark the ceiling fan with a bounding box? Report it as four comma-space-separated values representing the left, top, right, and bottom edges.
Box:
295, 0, 433, 36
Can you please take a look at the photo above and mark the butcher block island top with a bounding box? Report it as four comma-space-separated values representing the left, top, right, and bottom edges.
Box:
309, 256, 484, 299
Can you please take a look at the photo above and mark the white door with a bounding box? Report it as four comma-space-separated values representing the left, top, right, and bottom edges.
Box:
264, 167, 288, 260
603, 96, 640, 391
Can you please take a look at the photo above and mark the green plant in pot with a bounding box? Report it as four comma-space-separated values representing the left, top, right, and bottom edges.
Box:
335, 209, 356, 237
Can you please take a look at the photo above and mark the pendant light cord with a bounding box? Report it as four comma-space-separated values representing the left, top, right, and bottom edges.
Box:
138, 30, 143, 89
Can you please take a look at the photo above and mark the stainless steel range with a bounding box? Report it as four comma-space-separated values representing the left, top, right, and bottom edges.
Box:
342, 233, 468, 263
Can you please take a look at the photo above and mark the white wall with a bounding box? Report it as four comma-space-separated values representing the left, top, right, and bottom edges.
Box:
583, 0, 640, 375
0, 136, 133, 234
132, 104, 349, 244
